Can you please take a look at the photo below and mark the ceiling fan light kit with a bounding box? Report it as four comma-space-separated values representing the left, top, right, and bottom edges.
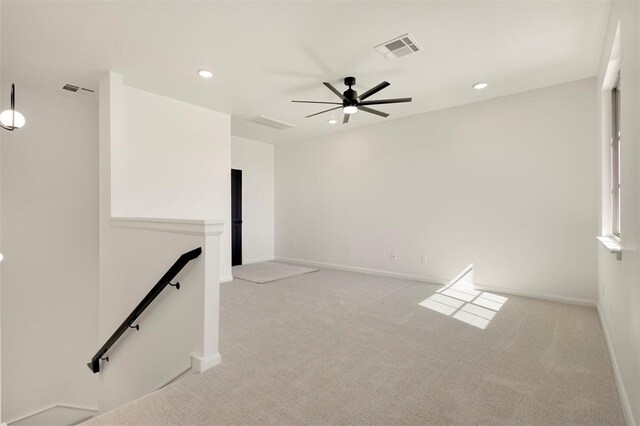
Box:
292, 76, 412, 124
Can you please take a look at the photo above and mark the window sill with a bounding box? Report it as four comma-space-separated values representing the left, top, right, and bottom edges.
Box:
597, 236, 621, 253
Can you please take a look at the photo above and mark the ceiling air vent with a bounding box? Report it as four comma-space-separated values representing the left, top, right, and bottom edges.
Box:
62, 84, 80, 92
62, 84, 95, 96
374, 33, 422, 60
246, 115, 295, 130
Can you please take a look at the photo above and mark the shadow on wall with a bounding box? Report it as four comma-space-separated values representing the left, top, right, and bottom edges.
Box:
419, 264, 508, 329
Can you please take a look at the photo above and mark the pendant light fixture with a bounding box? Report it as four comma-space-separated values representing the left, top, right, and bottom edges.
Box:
0, 84, 26, 131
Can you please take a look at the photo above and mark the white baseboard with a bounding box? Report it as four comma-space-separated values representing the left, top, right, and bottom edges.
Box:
220, 275, 234, 283
191, 352, 221, 373
243, 256, 275, 265
6, 403, 98, 425
597, 303, 636, 426
158, 366, 192, 390
277, 256, 596, 307
275, 256, 449, 285
472, 284, 596, 307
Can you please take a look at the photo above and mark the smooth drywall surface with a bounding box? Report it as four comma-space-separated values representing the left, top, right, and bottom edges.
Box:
0, 86, 99, 421
231, 136, 274, 264
98, 225, 206, 412
276, 78, 598, 304
111, 82, 232, 279
99, 73, 227, 412
0, 4, 4, 423
596, 1, 640, 424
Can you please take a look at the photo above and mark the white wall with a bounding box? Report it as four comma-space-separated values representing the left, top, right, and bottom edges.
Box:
596, 1, 640, 424
231, 136, 274, 264
276, 78, 598, 304
0, 3, 4, 423
97, 221, 221, 412
0, 86, 99, 421
98, 73, 229, 411
99, 224, 200, 412
111, 79, 231, 280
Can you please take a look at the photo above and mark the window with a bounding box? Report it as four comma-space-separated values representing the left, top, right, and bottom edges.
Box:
611, 73, 621, 238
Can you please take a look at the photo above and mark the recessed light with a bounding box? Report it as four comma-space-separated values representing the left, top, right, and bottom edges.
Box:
328, 119, 338, 125
197, 69, 214, 79
343, 106, 358, 114
473, 82, 488, 90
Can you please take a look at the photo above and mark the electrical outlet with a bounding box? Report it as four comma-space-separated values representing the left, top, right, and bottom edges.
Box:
420, 255, 427, 264
391, 253, 398, 260
292, 243, 296, 249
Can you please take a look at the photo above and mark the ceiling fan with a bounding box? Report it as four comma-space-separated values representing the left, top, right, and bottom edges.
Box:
292, 76, 412, 124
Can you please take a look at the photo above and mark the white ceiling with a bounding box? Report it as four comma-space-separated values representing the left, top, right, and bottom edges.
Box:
2, 0, 610, 144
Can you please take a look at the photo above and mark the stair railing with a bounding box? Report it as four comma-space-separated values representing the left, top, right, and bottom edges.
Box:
87, 247, 202, 373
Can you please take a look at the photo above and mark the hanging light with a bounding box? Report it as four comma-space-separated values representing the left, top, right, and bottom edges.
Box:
0, 84, 26, 131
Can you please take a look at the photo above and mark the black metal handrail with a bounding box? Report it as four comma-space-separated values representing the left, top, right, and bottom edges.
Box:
87, 247, 202, 373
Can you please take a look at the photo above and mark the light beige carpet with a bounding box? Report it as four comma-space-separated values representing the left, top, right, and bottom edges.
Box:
232, 261, 318, 283
85, 267, 624, 425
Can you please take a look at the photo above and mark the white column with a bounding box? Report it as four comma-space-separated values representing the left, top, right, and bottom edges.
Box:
191, 221, 224, 373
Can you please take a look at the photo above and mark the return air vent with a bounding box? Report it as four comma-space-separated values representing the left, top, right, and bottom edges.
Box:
62, 84, 80, 92
246, 115, 295, 130
374, 33, 422, 60
62, 84, 95, 95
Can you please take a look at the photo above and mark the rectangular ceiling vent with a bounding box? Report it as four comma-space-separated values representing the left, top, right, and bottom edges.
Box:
62, 84, 95, 95
62, 84, 80, 92
246, 115, 295, 130
374, 33, 422, 60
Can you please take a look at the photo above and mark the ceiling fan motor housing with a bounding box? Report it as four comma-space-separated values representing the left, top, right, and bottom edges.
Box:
343, 76, 358, 106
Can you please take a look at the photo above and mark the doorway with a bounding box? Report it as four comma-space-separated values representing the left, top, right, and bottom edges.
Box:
231, 169, 243, 266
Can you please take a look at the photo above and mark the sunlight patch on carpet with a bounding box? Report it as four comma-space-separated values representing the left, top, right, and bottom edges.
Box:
419, 264, 507, 329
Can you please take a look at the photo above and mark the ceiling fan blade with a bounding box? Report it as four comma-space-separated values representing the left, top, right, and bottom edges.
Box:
359, 97, 412, 106
323, 82, 348, 101
292, 100, 342, 105
343, 113, 350, 124
358, 81, 390, 101
359, 106, 389, 118
305, 106, 342, 118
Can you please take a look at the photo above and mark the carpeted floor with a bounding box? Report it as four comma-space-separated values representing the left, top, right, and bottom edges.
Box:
85, 267, 624, 425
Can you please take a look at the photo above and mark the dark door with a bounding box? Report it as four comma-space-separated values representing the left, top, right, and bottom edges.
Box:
231, 169, 242, 266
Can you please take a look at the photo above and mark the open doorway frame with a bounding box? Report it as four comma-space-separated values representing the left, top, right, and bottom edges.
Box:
231, 169, 243, 266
